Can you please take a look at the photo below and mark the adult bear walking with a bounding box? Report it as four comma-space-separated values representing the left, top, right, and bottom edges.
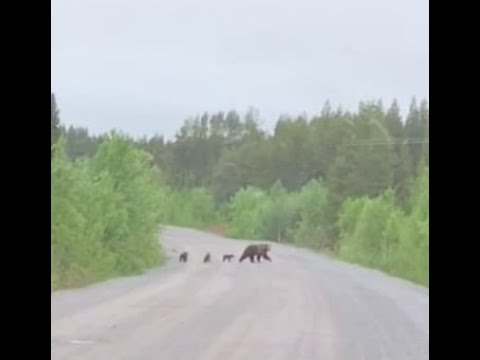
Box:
239, 244, 272, 263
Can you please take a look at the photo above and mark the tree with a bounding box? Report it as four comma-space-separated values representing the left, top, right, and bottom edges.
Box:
327, 102, 395, 199
419, 100, 429, 168
227, 186, 267, 239
51, 93, 61, 147
62, 126, 103, 160
271, 116, 311, 191
338, 190, 398, 269
89, 133, 164, 273
260, 180, 299, 242
405, 98, 425, 176
383, 100, 411, 203
293, 179, 330, 248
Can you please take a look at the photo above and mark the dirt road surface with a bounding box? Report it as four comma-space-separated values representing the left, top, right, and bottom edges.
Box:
51, 227, 429, 360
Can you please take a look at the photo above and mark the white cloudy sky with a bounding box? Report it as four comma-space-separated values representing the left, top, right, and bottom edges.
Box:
51, 0, 429, 139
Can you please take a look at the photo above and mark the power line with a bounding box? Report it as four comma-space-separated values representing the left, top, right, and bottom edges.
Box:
347, 138, 429, 146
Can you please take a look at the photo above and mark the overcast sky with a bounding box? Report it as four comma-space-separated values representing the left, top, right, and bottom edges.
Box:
51, 0, 428, 139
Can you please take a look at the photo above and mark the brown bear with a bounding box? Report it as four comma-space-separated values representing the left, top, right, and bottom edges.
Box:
239, 244, 272, 263
255, 244, 272, 262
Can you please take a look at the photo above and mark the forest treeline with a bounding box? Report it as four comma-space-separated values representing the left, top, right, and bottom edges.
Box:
51, 94, 429, 288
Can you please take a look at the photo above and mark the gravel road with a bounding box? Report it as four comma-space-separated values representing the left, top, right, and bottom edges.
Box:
51, 226, 429, 360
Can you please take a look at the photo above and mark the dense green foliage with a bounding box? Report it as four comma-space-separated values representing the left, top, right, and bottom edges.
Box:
221, 169, 429, 286
53, 94, 429, 287
51, 94, 61, 149
162, 188, 219, 229
339, 167, 429, 285
51, 134, 166, 290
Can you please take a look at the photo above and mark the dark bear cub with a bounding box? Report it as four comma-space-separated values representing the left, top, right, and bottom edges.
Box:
179, 251, 188, 262
223, 254, 234, 262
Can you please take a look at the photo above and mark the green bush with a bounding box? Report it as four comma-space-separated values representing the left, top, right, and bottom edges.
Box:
51, 135, 165, 290
337, 167, 429, 286
163, 187, 218, 229
227, 186, 267, 239
293, 179, 330, 248
258, 181, 299, 242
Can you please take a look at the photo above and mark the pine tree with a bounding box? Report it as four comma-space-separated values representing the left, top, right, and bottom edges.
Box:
419, 99, 429, 168
51, 93, 61, 147
383, 100, 411, 204
405, 98, 425, 176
